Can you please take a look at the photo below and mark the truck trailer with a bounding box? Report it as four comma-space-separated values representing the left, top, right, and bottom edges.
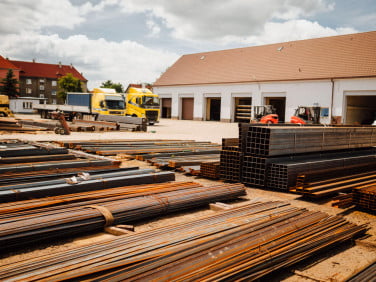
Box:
34, 88, 126, 120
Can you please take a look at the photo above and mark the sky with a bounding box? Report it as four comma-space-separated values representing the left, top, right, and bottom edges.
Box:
0, 0, 375, 90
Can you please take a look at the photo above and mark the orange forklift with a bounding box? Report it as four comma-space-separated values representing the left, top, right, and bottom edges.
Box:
290, 106, 321, 124
252, 105, 279, 124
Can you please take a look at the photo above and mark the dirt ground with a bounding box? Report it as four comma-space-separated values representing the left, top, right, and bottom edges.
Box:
1, 115, 375, 281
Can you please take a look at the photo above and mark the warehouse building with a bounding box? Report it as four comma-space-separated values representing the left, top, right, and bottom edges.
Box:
153, 31, 376, 125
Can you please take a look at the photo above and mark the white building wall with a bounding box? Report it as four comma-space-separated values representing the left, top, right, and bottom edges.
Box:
154, 77, 376, 123
332, 78, 376, 123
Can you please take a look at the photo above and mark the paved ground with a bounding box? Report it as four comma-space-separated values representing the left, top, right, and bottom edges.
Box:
1, 115, 239, 143
1, 114, 375, 281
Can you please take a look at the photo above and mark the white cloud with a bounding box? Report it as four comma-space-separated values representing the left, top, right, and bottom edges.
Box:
116, 0, 335, 41
146, 19, 161, 37
229, 19, 358, 45
1, 32, 179, 89
0, 0, 84, 34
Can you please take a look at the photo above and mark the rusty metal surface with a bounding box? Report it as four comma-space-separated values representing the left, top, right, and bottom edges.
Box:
0, 201, 366, 281
0, 182, 245, 251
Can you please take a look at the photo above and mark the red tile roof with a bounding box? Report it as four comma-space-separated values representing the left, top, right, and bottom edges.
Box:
9, 60, 87, 81
0, 55, 19, 70
154, 31, 376, 86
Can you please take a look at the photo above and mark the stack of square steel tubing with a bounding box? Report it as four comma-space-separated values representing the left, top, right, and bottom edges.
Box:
353, 184, 376, 212
221, 124, 376, 195
219, 138, 242, 181
200, 161, 220, 179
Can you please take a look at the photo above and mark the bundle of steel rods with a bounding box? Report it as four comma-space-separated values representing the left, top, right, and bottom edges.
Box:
56, 139, 221, 156
0, 170, 175, 202
0, 182, 245, 250
346, 261, 376, 281
0, 167, 138, 186
0, 143, 68, 157
295, 172, 376, 198
0, 201, 366, 281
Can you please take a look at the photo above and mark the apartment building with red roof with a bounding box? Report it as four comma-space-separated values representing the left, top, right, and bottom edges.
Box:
9, 59, 87, 104
153, 31, 376, 125
0, 55, 20, 83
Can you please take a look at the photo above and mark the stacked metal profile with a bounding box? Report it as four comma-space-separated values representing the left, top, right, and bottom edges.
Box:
346, 261, 376, 282
353, 184, 376, 212
245, 125, 376, 156
220, 138, 241, 182
200, 161, 220, 179
57, 139, 221, 157
0, 201, 366, 281
97, 114, 147, 131
234, 124, 376, 191
0, 182, 245, 251
267, 150, 376, 191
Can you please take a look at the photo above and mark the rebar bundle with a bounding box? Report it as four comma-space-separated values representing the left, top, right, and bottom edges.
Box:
0, 182, 245, 251
0, 201, 366, 281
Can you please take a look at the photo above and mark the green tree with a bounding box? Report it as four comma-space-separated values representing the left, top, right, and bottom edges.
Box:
100, 80, 124, 93
0, 69, 19, 97
57, 73, 83, 101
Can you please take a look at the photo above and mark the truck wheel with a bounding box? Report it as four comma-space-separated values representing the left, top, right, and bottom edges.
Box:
54, 127, 60, 134
75, 113, 83, 120
0, 112, 6, 117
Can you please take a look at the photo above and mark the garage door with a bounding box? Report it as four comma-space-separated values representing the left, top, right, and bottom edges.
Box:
161, 98, 171, 118
181, 98, 194, 120
346, 95, 376, 125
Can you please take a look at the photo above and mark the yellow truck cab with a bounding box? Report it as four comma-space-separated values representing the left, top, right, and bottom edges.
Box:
0, 95, 14, 117
91, 88, 126, 116
124, 87, 160, 124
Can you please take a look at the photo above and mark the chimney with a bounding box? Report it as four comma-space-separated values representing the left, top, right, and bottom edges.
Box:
70, 63, 73, 69
32, 58, 36, 63
58, 61, 62, 68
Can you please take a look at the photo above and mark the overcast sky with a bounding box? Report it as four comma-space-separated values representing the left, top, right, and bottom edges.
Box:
0, 0, 375, 89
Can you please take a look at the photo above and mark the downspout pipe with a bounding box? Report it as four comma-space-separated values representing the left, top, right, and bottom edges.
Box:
330, 78, 334, 124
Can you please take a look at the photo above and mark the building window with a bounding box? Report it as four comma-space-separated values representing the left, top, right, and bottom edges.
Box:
26, 79, 32, 84
39, 94, 44, 98
26, 88, 32, 94
51, 80, 57, 87
51, 90, 57, 96
39, 79, 44, 83
39, 85, 44, 90
52, 99, 57, 104
22, 102, 33, 109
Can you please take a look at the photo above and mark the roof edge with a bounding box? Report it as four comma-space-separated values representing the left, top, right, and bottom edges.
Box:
154, 75, 376, 87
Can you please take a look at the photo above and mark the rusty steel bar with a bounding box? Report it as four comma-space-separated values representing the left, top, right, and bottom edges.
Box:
0, 182, 245, 251
0, 201, 365, 281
